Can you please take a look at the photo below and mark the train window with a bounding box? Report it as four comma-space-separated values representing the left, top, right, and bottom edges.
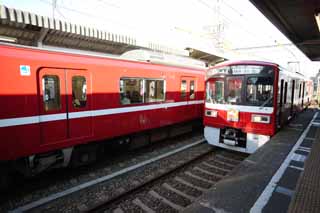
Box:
190, 80, 195, 99
120, 78, 143, 105
43, 75, 61, 111
181, 80, 187, 99
226, 77, 242, 104
145, 79, 165, 102
246, 76, 273, 107
284, 82, 288, 104
299, 83, 302, 98
206, 80, 224, 104
72, 76, 87, 108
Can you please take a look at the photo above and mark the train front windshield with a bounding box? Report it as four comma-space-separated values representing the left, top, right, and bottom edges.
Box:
206, 65, 275, 107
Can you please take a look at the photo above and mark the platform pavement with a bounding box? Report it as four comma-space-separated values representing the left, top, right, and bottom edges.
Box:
183, 109, 319, 213
287, 119, 320, 213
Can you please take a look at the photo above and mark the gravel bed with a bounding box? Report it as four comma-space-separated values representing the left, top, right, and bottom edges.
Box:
153, 185, 191, 207
104, 150, 246, 212
27, 143, 212, 212
2, 132, 203, 212
110, 201, 144, 213
103, 150, 244, 212
198, 163, 228, 176
189, 168, 221, 182
166, 179, 202, 197
5, 138, 247, 213
219, 151, 248, 161
178, 173, 213, 189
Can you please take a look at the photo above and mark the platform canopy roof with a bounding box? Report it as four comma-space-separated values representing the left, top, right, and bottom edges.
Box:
0, 4, 187, 56
249, 0, 320, 61
186, 47, 227, 66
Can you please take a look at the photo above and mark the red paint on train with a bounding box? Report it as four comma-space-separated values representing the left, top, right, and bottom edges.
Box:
0, 44, 205, 164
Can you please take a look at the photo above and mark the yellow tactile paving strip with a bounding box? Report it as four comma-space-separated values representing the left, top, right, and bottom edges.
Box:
288, 128, 320, 213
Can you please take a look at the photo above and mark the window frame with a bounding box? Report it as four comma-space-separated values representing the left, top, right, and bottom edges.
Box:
180, 80, 187, 99
42, 75, 61, 111
144, 78, 166, 103
119, 77, 166, 105
205, 79, 225, 104
299, 83, 302, 98
245, 75, 274, 107
206, 72, 275, 107
189, 80, 196, 100
72, 75, 87, 109
225, 76, 244, 105
284, 81, 288, 104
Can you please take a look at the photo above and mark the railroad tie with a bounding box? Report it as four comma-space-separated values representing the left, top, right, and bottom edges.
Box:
149, 190, 183, 210
162, 183, 195, 201
174, 177, 207, 192
194, 166, 223, 178
202, 162, 230, 173
113, 207, 125, 213
184, 171, 216, 184
132, 198, 156, 213
213, 158, 236, 168
216, 154, 242, 164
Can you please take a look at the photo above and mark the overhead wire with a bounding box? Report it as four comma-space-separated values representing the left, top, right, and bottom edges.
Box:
40, 0, 137, 30
220, 0, 299, 60
197, 0, 299, 61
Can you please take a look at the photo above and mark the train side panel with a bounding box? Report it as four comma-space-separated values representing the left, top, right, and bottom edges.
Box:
0, 45, 204, 161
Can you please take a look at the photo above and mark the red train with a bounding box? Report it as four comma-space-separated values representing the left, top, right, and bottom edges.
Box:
0, 43, 205, 186
204, 60, 312, 153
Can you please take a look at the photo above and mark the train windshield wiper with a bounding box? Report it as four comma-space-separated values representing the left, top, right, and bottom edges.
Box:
259, 96, 273, 108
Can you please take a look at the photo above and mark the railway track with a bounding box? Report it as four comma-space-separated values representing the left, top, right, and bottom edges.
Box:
7, 136, 247, 213
88, 149, 247, 213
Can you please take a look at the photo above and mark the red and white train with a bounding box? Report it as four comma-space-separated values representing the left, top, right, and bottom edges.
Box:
0, 43, 205, 186
204, 60, 312, 153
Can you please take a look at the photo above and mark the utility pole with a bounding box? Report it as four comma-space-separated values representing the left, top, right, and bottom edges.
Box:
52, 0, 57, 19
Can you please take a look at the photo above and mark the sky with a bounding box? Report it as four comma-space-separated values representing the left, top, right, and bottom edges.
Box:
2, 0, 320, 77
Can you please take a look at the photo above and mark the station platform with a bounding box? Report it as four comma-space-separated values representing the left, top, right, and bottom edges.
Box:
183, 109, 320, 213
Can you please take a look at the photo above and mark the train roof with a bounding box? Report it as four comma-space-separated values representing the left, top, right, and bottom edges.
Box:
207, 60, 311, 80
209, 60, 279, 68
120, 50, 206, 70
0, 42, 206, 72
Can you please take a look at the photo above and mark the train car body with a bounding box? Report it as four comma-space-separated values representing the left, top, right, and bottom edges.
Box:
204, 60, 312, 154
0, 43, 205, 178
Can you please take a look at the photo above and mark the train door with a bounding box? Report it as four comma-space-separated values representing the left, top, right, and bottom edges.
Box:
181, 77, 196, 101
39, 68, 92, 145
39, 68, 68, 144
301, 82, 305, 108
277, 79, 284, 128
290, 80, 295, 116
181, 77, 196, 117
66, 70, 93, 139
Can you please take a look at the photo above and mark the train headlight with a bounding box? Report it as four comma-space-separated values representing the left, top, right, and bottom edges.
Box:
205, 109, 218, 117
251, 114, 270, 124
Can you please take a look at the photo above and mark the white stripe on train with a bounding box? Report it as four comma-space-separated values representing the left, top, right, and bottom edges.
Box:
205, 103, 274, 114
0, 100, 204, 128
